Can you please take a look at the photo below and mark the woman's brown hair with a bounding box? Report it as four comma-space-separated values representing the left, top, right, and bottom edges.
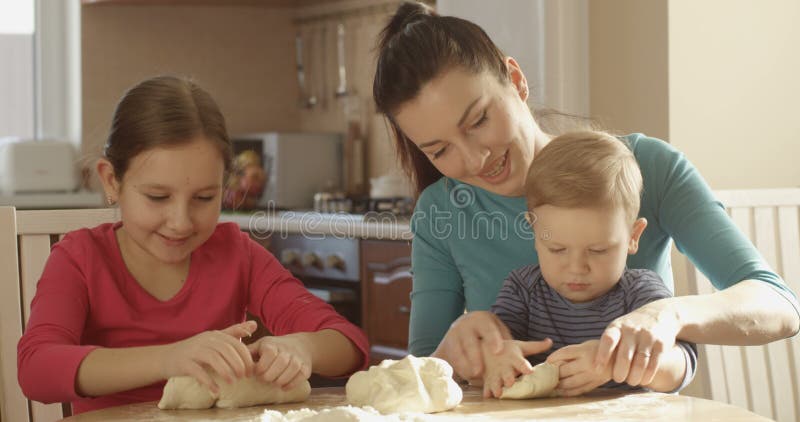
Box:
104, 75, 232, 181
374, 1, 510, 196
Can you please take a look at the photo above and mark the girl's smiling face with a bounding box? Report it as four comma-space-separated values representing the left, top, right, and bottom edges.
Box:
101, 136, 225, 267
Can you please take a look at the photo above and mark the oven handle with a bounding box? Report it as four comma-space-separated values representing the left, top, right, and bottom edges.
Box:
373, 268, 412, 285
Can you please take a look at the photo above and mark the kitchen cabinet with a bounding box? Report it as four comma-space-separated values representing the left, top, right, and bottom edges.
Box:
359, 239, 412, 364
81, 0, 332, 6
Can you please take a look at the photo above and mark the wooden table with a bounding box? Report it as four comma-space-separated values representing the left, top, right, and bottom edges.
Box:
62, 386, 770, 421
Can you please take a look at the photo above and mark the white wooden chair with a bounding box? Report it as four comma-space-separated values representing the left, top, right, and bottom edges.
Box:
0, 207, 118, 422
674, 188, 800, 422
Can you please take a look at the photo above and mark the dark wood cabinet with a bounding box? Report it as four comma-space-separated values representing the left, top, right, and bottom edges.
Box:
360, 239, 412, 364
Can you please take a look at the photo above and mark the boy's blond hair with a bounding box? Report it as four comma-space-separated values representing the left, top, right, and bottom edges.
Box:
525, 131, 643, 223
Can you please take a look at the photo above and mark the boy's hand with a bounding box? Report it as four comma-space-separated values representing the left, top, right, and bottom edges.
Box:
482, 338, 553, 398
160, 321, 257, 394
547, 339, 612, 396
247, 335, 312, 390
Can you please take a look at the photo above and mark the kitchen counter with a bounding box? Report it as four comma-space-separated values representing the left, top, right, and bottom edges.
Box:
220, 211, 412, 241
0, 191, 103, 209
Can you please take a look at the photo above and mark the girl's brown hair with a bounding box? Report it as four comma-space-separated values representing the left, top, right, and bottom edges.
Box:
104, 75, 232, 181
374, 1, 510, 196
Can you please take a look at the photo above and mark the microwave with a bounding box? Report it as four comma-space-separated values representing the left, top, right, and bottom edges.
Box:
231, 132, 343, 210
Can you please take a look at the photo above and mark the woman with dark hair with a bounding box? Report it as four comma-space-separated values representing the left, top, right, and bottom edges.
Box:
374, 1, 799, 388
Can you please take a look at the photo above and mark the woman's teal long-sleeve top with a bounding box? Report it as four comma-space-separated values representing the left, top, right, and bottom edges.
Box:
408, 133, 800, 356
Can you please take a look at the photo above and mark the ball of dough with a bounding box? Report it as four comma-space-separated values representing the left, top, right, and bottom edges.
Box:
499, 362, 559, 399
345, 355, 462, 414
158, 373, 310, 410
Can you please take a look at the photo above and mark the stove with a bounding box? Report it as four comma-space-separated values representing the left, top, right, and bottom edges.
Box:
270, 233, 361, 325
313, 195, 414, 217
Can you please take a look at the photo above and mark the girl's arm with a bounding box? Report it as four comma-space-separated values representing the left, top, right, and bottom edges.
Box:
247, 328, 361, 389
246, 234, 369, 378
18, 234, 258, 403
76, 322, 256, 397
297, 329, 361, 376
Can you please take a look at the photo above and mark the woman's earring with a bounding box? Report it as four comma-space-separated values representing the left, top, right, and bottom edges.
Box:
106, 194, 116, 206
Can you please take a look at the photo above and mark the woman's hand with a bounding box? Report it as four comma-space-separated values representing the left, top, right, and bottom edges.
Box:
248, 335, 312, 390
482, 338, 553, 398
432, 311, 512, 380
548, 340, 612, 396
594, 298, 681, 386
160, 321, 257, 394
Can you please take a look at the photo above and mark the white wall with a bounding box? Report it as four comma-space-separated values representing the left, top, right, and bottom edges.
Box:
668, 0, 800, 189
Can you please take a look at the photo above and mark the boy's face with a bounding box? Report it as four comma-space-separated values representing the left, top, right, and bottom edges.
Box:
530, 204, 646, 303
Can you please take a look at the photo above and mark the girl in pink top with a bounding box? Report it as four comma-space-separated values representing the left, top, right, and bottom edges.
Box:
17, 76, 369, 414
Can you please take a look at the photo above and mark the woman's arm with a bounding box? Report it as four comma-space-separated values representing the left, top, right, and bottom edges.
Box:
641, 343, 690, 392
595, 136, 800, 378
408, 198, 467, 357
548, 339, 691, 395
649, 135, 799, 340
650, 280, 797, 346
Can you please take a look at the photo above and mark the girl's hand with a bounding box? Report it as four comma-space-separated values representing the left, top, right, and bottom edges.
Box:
433, 311, 514, 380
161, 321, 257, 394
482, 338, 553, 398
547, 339, 612, 396
593, 299, 681, 387
248, 335, 312, 390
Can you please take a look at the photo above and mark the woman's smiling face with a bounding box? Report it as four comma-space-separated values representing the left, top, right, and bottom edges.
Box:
393, 60, 540, 197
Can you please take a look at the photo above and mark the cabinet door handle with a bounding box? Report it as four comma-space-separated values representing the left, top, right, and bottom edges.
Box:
398, 305, 410, 314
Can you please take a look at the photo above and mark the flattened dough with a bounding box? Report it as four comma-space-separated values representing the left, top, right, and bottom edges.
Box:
500, 362, 559, 399
346, 355, 462, 414
158, 373, 311, 410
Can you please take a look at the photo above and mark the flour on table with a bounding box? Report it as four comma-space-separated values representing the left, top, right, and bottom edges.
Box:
345, 355, 463, 414
499, 362, 559, 399
261, 406, 431, 422
577, 393, 670, 420
158, 373, 310, 410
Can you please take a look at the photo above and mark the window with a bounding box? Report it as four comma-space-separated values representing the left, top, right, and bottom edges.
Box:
0, 0, 35, 138
0, 0, 81, 145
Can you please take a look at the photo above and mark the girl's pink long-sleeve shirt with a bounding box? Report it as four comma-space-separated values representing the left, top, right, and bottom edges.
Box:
17, 222, 369, 414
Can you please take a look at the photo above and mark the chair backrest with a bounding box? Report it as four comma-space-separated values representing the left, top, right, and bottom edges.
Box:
674, 188, 800, 422
0, 207, 118, 422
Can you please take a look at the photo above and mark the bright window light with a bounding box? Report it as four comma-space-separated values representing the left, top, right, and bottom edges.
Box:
0, 0, 35, 34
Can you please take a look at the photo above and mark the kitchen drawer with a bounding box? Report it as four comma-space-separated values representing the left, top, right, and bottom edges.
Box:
360, 240, 412, 363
